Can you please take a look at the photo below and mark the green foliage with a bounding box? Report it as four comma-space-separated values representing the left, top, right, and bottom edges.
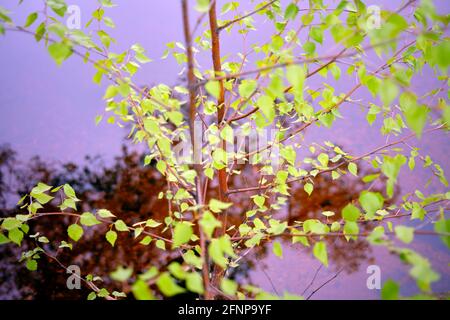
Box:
172, 222, 193, 248
381, 154, 407, 198
48, 42, 72, 66
80, 212, 101, 226
359, 191, 384, 219
381, 279, 400, 300
156, 272, 185, 297
272, 241, 283, 258
342, 204, 361, 222
67, 224, 83, 242
313, 241, 328, 267
395, 225, 414, 244
0, 0, 448, 301
434, 218, 450, 248
105, 230, 117, 247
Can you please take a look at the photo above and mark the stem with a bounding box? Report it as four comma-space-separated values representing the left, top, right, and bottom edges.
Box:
208, 1, 228, 202
181, 0, 211, 300
227, 124, 444, 194
217, 0, 277, 32
208, 0, 229, 296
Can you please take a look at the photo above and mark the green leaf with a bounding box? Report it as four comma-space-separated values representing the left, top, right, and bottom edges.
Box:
185, 272, 204, 294
67, 224, 83, 242
272, 241, 283, 258
132, 279, 154, 300
24, 12, 38, 27
31, 182, 52, 194
304, 183, 313, 196
205, 80, 220, 99
63, 184, 77, 199
0, 233, 10, 245
359, 191, 384, 218
221, 279, 237, 296
35, 22, 46, 42
167, 111, 184, 126
317, 153, 329, 167
310, 26, 323, 44
209, 199, 232, 213
220, 125, 234, 144
208, 236, 236, 268
48, 42, 72, 66
97, 288, 109, 298
172, 222, 193, 248
106, 230, 117, 246
110, 266, 133, 282
381, 154, 406, 198
286, 64, 305, 95
195, 0, 210, 12
343, 221, 359, 239
342, 203, 361, 222
313, 241, 328, 267
330, 221, 341, 232
411, 202, 426, 220
253, 195, 266, 208
256, 95, 275, 123
209, 239, 227, 268
434, 218, 450, 248
38, 236, 49, 243
395, 225, 414, 244
8, 228, 24, 245
348, 162, 358, 176
280, 145, 296, 165
183, 250, 202, 269
32, 192, 53, 204
238, 80, 257, 99
156, 272, 185, 297
98, 209, 115, 218
156, 239, 166, 250
103, 85, 118, 100
87, 292, 97, 300
284, 3, 299, 20
379, 79, 398, 106
204, 167, 214, 180
199, 211, 221, 239
168, 262, 186, 280
399, 92, 428, 138
114, 219, 129, 232
80, 212, 101, 227
430, 41, 450, 73
303, 41, 316, 55
145, 219, 162, 228
2, 217, 22, 231
381, 279, 399, 300
140, 236, 152, 245
48, 0, 67, 17
26, 259, 38, 271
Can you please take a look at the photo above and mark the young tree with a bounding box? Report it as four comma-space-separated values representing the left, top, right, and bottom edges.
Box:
0, 0, 449, 300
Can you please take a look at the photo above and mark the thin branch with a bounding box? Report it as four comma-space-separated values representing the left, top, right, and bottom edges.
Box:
227, 124, 444, 194
41, 250, 117, 300
231, 229, 450, 242
227, 39, 416, 172
181, 0, 210, 300
196, 36, 410, 86
306, 268, 343, 300
217, 0, 277, 32
29, 211, 189, 247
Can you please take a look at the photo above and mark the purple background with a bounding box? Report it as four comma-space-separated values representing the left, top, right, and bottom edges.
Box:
0, 0, 449, 299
